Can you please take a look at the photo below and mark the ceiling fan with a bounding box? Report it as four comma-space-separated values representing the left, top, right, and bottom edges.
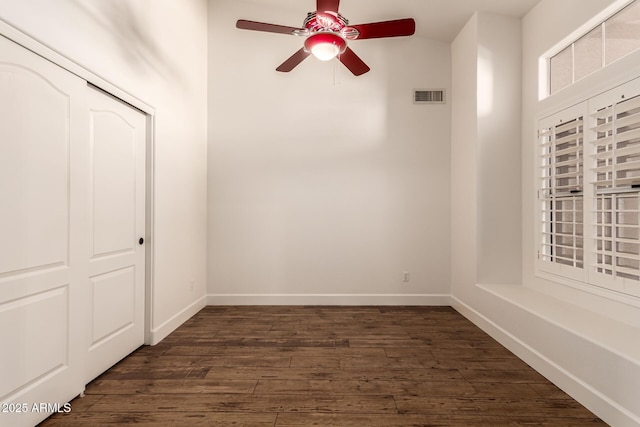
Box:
236, 0, 416, 76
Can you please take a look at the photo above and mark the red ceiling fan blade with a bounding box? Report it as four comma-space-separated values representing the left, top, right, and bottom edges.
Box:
317, 0, 340, 13
352, 18, 416, 40
338, 47, 370, 76
236, 19, 304, 35
276, 48, 312, 72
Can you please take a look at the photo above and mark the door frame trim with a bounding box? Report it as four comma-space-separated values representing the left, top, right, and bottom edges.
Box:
0, 18, 156, 346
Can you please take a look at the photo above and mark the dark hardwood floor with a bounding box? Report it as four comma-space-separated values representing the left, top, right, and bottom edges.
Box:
40, 306, 606, 426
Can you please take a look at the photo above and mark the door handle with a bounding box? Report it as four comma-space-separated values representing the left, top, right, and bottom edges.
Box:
139, 237, 144, 245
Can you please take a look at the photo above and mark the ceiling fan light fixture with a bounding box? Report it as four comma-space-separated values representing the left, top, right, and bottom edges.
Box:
304, 32, 346, 61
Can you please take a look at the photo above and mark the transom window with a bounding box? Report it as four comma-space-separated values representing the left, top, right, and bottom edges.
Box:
549, 0, 640, 95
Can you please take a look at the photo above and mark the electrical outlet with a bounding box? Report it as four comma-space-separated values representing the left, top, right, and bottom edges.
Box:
402, 271, 410, 282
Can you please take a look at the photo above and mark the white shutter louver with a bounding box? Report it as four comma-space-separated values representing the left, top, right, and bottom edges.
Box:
539, 114, 584, 270
590, 90, 640, 282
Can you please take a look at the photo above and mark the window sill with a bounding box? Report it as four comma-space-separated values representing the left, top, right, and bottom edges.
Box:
478, 283, 640, 363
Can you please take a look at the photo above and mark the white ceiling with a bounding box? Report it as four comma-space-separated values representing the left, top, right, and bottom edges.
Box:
236, 0, 542, 42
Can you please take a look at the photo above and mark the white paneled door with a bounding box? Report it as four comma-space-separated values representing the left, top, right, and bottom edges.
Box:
0, 34, 146, 427
0, 34, 87, 427
85, 87, 146, 383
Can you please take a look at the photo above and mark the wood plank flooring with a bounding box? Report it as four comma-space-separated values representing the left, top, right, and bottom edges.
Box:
39, 306, 606, 426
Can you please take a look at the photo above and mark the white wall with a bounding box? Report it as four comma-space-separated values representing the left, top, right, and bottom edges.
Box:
450, 14, 478, 298
476, 13, 522, 285
451, 11, 522, 298
0, 0, 209, 342
207, 0, 452, 304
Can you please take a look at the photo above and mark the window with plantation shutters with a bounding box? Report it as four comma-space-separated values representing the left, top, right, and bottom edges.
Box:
537, 77, 640, 298
589, 78, 640, 291
538, 105, 585, 279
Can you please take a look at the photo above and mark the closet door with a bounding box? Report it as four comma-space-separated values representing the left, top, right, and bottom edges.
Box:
85, 87, 146, 383
0, 35, 87, 426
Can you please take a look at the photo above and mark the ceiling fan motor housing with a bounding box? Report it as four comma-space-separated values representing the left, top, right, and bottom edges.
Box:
304, 11, 346, 31
303, 11, 360, 40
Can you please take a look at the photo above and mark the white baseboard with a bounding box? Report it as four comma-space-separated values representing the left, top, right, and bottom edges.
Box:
147, 295, 207, 345
451, 295, 640, 427
206, 293, 452, 306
